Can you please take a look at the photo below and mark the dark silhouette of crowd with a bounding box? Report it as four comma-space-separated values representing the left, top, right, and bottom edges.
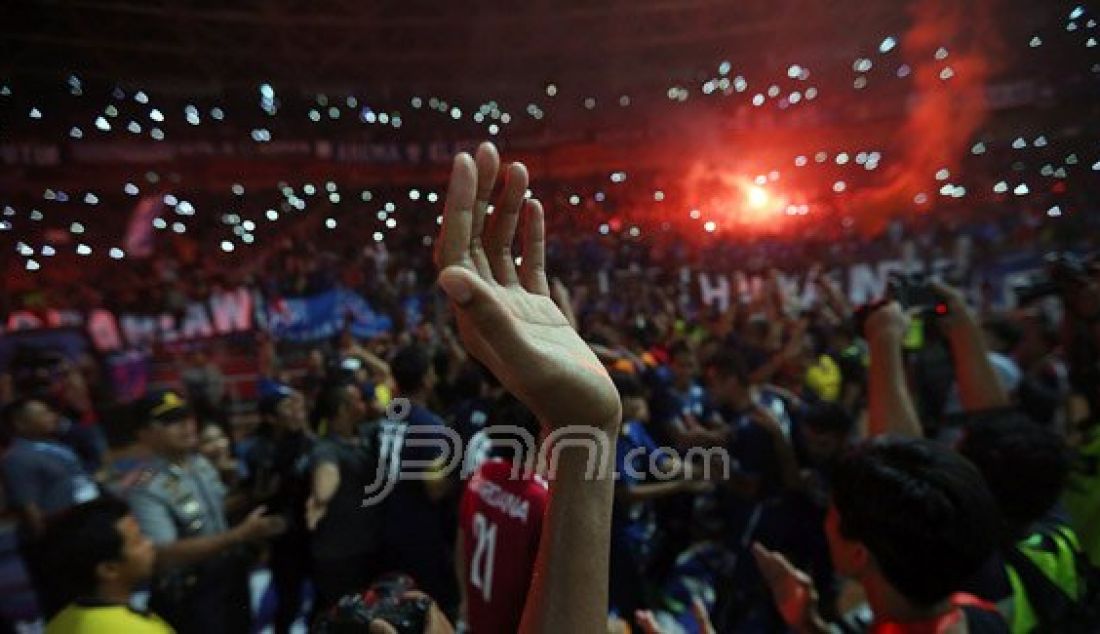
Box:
2, 143, 1099, 634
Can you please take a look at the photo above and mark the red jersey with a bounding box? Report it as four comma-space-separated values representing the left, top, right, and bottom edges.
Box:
459, 458, 549, 634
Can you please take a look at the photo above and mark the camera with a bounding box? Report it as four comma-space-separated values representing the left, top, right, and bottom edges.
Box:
852, 272, 950, 339
1013, 252, 1095, 306
885, 271, 948, 315
314, 574, 432, 634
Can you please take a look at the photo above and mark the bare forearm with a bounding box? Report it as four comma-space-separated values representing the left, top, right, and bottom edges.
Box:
519, 434, 616, 634
359, 350, 392, 382
868, 335, 921, 437
947, 322, 1010, 412
312, 463, 340, 503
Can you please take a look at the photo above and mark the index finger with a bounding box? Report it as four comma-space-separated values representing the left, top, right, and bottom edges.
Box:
436, 153, 478, 270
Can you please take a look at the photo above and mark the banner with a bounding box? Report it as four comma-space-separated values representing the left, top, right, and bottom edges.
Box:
2, 287, 255, 352
690, 251, 1054, 312
267, 288, 393, 342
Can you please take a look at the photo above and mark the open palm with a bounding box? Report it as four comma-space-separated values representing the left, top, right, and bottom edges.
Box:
752, 542, 819, 630
435, 143, 620, 431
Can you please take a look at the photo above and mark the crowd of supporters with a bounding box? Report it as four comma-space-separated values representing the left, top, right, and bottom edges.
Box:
1, 143, 1099, 634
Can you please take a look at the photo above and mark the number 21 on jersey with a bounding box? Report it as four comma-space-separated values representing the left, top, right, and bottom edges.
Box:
470, 512, 498, 602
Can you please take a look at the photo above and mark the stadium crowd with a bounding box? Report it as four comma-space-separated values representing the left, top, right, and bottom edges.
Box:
2, 142, 1099, 634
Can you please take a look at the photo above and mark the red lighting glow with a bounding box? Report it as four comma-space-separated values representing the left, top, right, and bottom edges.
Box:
747, 185, 770, 209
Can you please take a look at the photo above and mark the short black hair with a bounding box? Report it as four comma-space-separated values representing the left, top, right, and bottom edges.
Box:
703, 348, 750, 384
1, 397, 36, 434
832, 437, 1000, 607
802, 402, 855, 437
486, 393, 541, 461
312, 379, 358, 428
667, 340, 694, 361
392, 344, 431, 394
610, 371, 646, 400
956, 410, 1069, 532
40, 496, 131, 604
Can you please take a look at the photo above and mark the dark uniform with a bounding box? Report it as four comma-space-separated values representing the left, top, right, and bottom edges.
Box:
245, 426, 314, 632
125, 454, 251, 634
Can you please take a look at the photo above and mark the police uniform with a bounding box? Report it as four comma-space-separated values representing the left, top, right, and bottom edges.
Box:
126, 454, 250, 634
124, 391, 251, 634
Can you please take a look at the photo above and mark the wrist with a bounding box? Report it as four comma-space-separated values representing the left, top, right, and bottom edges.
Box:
226, 525, 246, 546
867, 329, 904, 350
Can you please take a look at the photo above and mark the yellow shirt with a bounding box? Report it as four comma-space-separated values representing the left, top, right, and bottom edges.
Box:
46, 603, 175, 634
805, 354, 842, 402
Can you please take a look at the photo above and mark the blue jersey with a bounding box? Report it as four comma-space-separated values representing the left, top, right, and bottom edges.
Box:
613, 421, 662, 564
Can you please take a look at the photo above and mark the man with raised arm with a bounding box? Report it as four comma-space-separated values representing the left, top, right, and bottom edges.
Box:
752, 299, 1010, 633
430, 142, 622, 634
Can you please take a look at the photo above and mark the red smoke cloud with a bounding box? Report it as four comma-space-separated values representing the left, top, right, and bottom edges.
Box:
845, 0, 1006, 233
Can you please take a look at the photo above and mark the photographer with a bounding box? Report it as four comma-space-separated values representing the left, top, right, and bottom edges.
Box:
754, 296, 1012, 632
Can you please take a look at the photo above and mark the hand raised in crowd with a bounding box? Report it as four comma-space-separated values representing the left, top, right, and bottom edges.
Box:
781, 318, 810, 358
231, 505, 286, 542
752, 542, 827, 634
863, 300, 910, 345
434, 142, 620, 431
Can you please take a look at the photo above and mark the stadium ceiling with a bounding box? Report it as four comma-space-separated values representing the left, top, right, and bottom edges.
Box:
1, 0, 906, 98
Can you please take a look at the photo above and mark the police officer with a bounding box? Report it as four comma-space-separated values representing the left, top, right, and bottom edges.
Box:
125, 390, 284, 634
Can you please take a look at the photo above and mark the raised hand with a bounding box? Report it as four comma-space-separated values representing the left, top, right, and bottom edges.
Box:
864, 300, 910, 345
752, 543, 827, 633
434, 142, 620, 431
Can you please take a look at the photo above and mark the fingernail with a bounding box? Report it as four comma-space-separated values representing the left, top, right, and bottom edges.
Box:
439, 274, 473, 304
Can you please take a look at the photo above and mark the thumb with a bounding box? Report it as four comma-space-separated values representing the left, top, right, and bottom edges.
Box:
249, 505, 267, 520
437, 266, 486, 306
437, 266, 518, 337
